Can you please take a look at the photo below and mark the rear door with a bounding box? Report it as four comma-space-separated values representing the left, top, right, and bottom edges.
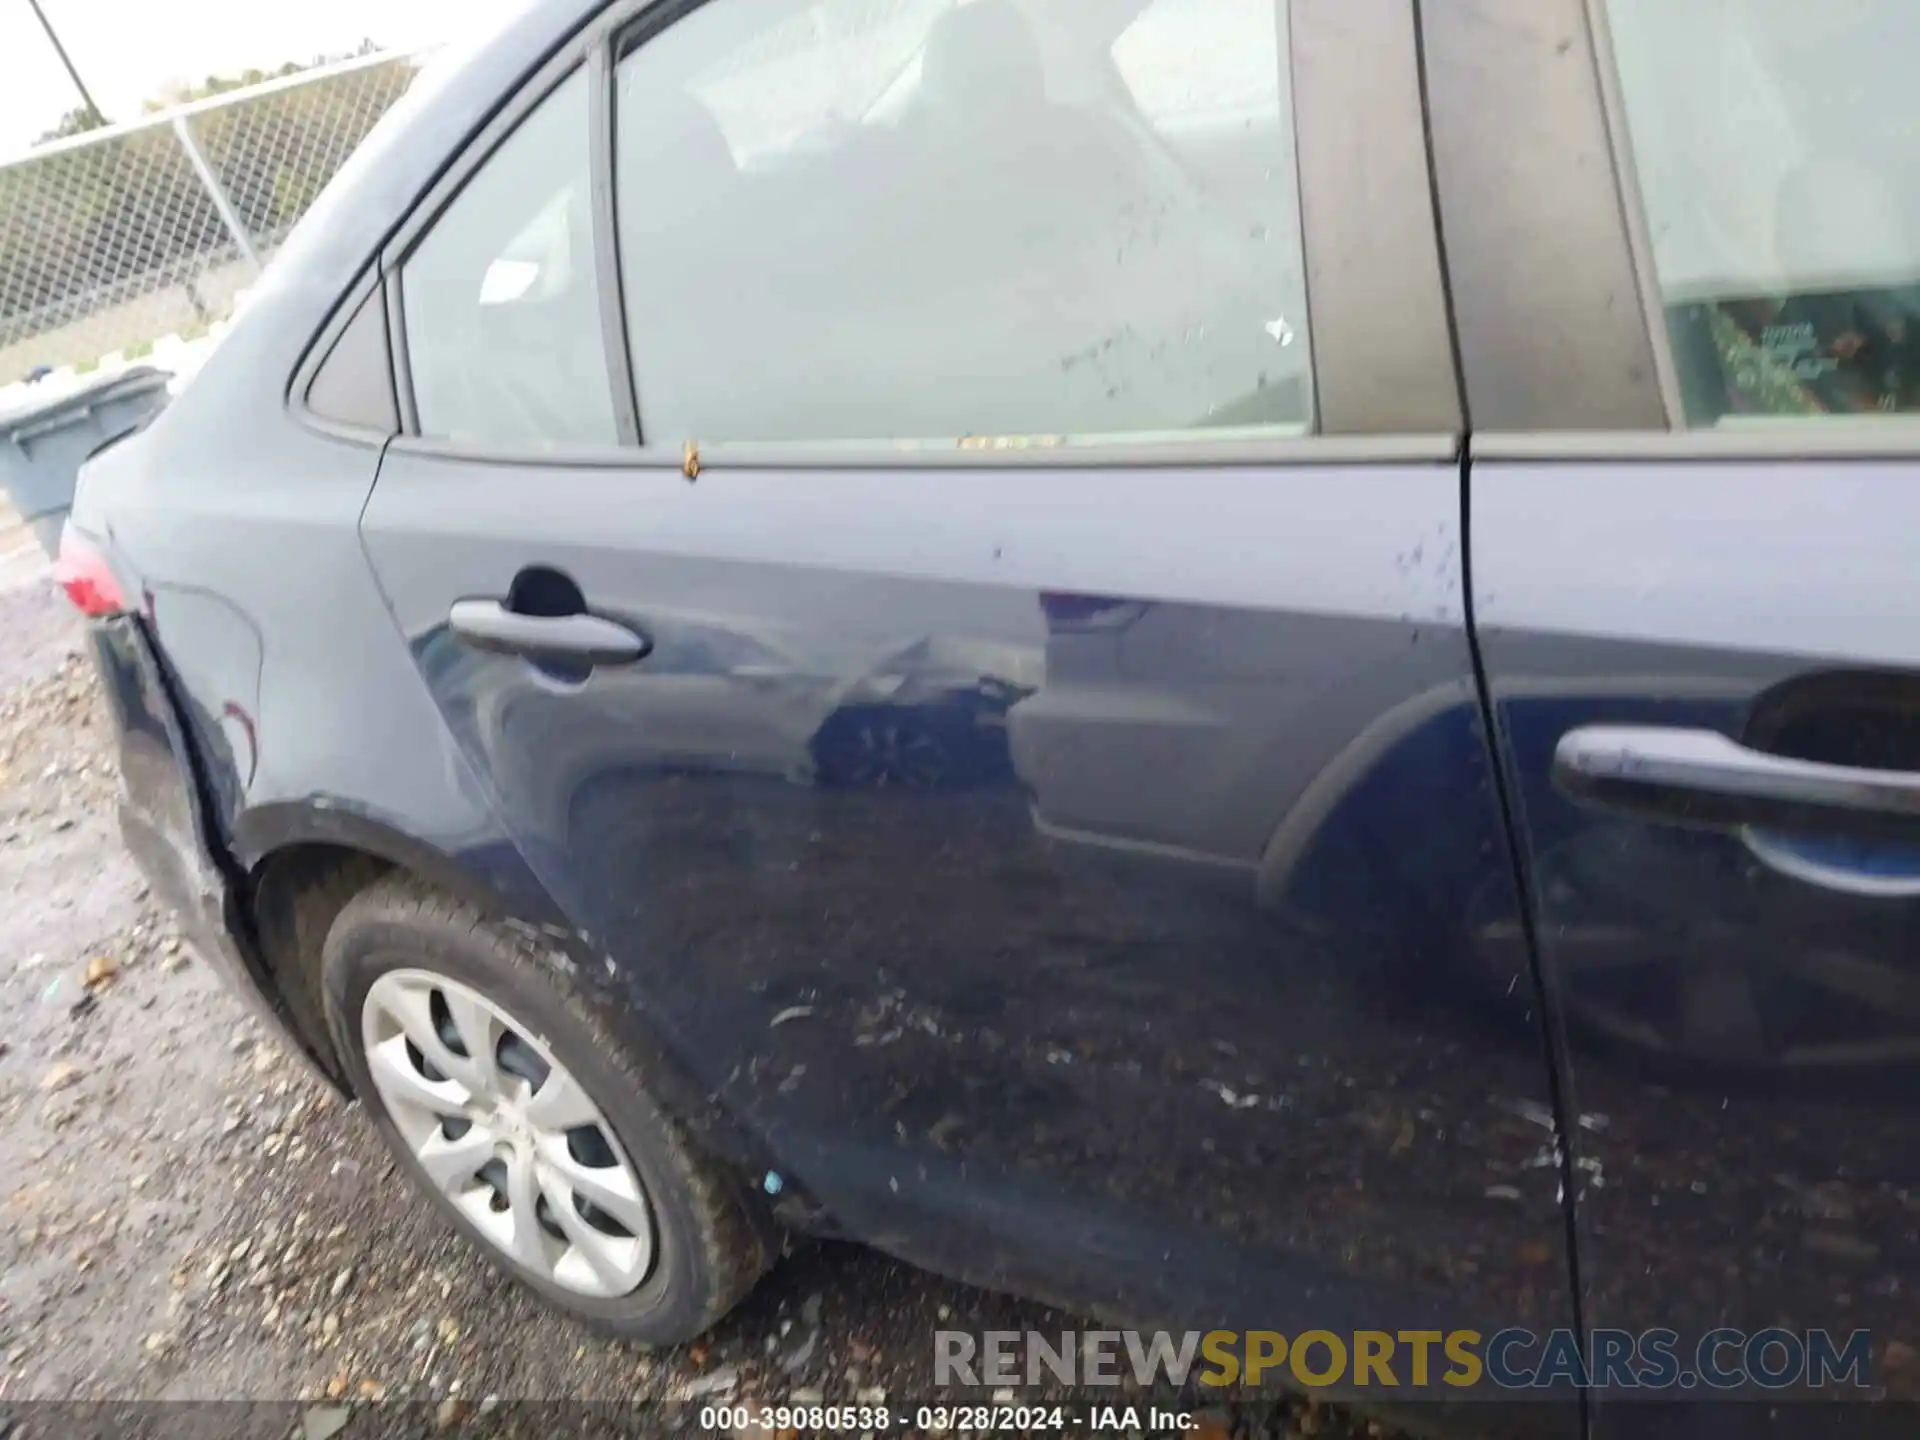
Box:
1439, 0, 1920, 1430
362, 0, 1581, 1385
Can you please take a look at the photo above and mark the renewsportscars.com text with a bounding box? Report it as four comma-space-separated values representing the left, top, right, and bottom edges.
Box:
935, 1328, 1874, 1392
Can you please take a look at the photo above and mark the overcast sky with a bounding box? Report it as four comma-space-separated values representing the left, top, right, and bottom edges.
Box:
0, 0, 525, 157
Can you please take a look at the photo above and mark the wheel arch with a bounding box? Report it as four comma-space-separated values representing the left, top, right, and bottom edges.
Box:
234, 804, 785, 1204
234, 801, 563, 924
236, 800, 575, 1087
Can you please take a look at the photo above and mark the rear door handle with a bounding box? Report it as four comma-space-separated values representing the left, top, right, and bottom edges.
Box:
447, 599, 650, 666
1554, 724, 1920, 838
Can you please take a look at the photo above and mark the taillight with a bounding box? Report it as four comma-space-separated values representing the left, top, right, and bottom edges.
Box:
51, 527, 127, 617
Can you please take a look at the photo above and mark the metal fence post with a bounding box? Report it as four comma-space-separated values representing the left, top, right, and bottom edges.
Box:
170, 114, 262, 273
2, 50, 422, 384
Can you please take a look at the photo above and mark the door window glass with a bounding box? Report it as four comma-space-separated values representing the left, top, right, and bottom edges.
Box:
400, 67, 617, 448
614, 0, 1312, 446
1604, 0, 1920, 424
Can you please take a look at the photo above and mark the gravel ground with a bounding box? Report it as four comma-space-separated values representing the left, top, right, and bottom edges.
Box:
0, 519, 1402, 1439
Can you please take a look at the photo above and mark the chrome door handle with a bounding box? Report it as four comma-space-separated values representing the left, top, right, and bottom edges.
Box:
447, 599, 650, 667
1553, 724, 1920, 838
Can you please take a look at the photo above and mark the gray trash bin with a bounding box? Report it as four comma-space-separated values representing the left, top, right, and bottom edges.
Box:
0, 366, 172, 556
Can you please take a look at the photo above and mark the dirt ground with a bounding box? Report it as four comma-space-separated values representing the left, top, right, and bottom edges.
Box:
0, 519, 1397, 1439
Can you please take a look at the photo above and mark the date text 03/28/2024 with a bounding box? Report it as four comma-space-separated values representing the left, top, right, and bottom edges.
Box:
696, 1327, 1877, 1433
699, 1406, 1185, 1432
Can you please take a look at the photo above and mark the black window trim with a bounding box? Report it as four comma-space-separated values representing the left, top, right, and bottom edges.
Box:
387, 260, 419, 437
287, 13, 614, 445
1585, 0, 1920, 454
377, 25, 612, 441
289, 262, 398, 443
1583, 0, 1686, 432
1421, 0, 1668, 434
380, 431, 1458, 470
587, 38, 642, 445
1437, 0, 1920, 459
378, 0, 1463, 465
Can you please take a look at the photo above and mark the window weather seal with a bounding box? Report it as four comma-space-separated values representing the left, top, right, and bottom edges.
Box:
386, 262, 420, 438
588, 37, 641, 447
1582, 0, 1687, 430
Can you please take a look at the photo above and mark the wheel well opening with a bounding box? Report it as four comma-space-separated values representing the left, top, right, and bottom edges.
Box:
249, 843, 394, 1084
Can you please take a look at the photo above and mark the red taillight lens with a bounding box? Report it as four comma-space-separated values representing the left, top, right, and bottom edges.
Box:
51, 527, 127, 617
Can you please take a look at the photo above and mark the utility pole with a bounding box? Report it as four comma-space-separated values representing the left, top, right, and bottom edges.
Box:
25, 0, 106, 127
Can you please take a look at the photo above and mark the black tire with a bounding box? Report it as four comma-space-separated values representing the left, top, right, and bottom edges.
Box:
320, 874, 775, 1342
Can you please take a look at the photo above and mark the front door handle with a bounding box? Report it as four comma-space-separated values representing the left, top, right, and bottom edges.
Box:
1554, 725, 1920, 838
447, 599, 650, 667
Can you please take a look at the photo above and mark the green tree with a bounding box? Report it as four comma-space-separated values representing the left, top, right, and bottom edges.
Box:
36, 104, 106, 144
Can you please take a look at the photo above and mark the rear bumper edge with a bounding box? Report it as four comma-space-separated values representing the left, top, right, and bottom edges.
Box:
119, 796, 342, 1092
100, 610, 344, 1093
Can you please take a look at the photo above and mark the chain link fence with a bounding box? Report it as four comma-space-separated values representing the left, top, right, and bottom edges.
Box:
0, 50, 424, 385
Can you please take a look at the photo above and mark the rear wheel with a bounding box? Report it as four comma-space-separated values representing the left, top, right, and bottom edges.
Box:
321, 876, 773, 1341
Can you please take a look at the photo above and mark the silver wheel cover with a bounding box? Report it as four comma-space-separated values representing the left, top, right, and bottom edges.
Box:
360, 969, 654, 1297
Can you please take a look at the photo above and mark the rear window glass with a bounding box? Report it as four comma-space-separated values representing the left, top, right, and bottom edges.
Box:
1604, 0, 1920, 425
613, 0, 1313, 447
400, 67, 617, 449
